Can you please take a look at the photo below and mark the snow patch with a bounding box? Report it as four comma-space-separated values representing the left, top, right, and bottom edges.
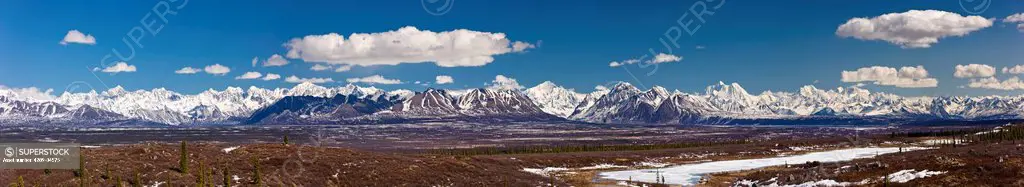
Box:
887, 169, 946, 183
579, 164, 626, 170
600, 147, 926, 186
222, 146, 240, 153
522, 167, 569, 177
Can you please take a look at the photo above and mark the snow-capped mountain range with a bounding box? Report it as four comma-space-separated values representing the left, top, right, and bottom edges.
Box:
2, 81, 1024, 126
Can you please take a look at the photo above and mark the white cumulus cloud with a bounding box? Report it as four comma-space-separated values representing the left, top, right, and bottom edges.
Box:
841, 65, 938, 88
99, 62, 137, 73
60, 30, 96, 45
310, 64, 331, 71
967, 77, 1024, 90
285, 26, 535, 68
435, 75, 454, 84
1003, 65, 1024, 74
334, 65, 353, 72
1005, 13, 1024, 22
346, 75, 403, 85
174, 67, 201, 74
0, 86, 56, 101
836, 10, 993, 48
954, 64, 996, 78
235, 72, 263, 80
489, 75, 523, 90
284, 75, 333, 84
263, 54, 290, 67
262, 73, 281, 81
651, 53, 682, 64
203, 64, 231, 76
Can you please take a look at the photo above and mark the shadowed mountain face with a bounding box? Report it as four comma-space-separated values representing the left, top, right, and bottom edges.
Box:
392, 88, 459, 114
0, 96, 69, 117
246, 94, 398, 124
456, 88, 547, 115
67, 105, 123, 119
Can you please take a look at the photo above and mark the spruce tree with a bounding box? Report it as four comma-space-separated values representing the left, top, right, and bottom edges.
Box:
197, 164, 206, 186
180, 141, 189, 173
223, 169, 231, 187
252, 157, 262, 186
133, 172, 142, 187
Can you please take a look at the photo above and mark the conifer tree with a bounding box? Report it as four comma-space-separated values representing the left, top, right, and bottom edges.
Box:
223, 169, 231, 187
180, 141, 189, 173
133, 172, 142, 187
252, 157, 263, 186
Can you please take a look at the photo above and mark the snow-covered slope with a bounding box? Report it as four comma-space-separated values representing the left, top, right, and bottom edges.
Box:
457, 88, 548, 115
3, 80, 1024, 126
569, 82, 665, 123
525, 81, 586, 118
0, 82, 397, 125
569, 81, 1024, 124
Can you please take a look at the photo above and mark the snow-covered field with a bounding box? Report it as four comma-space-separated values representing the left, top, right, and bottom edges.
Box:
599, 147, 927, 185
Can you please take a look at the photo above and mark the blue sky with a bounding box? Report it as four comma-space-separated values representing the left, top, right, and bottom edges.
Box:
0, 0, 1022, 96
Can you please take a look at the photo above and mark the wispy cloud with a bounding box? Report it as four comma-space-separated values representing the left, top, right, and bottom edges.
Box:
98, 62, 137, 73
346, 75, 403, 84
174, 67, 201, 74
285, 75, 333, 84
235, 72, 263, 80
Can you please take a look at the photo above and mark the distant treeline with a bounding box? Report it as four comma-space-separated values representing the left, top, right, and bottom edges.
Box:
891, 129, 984, 138
975, 125, 1024, 143
889, 124, 1024, 144
426, 140, 748, 156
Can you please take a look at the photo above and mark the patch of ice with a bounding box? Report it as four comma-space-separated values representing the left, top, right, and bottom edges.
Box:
616, 181, 650, 187
222, 146, 240, 153
919, 139, 966, 145
637, 162, 670, 167
600, 147, 926, 186
522, 167, 569, 177
887, 169, 945, 183
144, 181, 165, 187
579, 164, 626, 170
735, 179, 869, 187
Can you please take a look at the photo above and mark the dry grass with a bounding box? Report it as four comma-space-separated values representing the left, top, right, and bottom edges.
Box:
0, 143, 561, 186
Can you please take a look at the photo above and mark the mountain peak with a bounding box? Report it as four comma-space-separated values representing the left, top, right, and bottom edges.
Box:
706, 81, 750, 97
292, 82, 322, 89
288, 82, 332, 97
104, 85, 127, 96
534, 81, 559, 89
610, 82, 639, 92
649, 86, 669, 96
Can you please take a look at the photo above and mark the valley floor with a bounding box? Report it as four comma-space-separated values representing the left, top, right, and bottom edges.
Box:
0, 122, 1019, 186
